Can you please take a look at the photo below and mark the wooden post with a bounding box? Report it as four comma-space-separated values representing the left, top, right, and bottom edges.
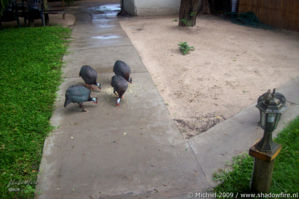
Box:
251, 158, 275, 192
249, 140, 281, 193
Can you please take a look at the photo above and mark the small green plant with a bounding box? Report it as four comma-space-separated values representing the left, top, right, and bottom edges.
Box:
179, 11, 196, 26
180, 18, 192, 26
178, 42, 195, 55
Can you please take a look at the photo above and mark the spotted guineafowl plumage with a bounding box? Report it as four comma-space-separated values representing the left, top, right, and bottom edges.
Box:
111, 75, 128, 106
113, 60, 132, 83
64, 85, 97, 112
79, 65, 101, 90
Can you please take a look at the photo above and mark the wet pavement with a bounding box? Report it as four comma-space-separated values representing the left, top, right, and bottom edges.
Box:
36, 1, 299, 199
36, 1, 210, 199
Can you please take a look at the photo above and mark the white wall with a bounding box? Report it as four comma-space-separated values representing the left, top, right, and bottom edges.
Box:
123, 0, 181, 16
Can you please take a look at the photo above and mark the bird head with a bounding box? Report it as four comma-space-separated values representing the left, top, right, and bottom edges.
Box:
92, 97, 98, 104
96, 82, 102, 89
116, 98, 121, 106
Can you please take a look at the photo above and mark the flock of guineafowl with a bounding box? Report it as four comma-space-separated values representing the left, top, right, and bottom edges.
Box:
64, 60, 132, 112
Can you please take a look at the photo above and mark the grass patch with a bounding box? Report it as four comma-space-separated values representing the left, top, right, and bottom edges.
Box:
214, 116, 299, 198
0, 26, 70, 198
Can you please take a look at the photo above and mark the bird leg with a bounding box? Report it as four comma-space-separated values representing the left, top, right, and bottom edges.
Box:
113, 89, 118, 96
79, 103, 87, 112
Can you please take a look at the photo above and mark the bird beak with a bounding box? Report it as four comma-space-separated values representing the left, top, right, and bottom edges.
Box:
97, 83, 102, 89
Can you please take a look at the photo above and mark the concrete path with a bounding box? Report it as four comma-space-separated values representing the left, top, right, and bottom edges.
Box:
37, 1, 209, 199
36, 1, 299, 198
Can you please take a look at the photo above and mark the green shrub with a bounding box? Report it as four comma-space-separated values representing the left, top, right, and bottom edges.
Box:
178, 42, 195, 55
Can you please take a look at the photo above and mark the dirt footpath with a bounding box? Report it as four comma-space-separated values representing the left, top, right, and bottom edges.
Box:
119, 15, 299, 138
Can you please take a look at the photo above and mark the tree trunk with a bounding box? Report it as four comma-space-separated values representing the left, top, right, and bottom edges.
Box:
117, 0, 130, 17
179, 0, 201, 27
199, 0, 211, 15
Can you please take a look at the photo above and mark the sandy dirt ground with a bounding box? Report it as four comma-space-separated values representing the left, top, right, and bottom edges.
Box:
119, 15, 299, 138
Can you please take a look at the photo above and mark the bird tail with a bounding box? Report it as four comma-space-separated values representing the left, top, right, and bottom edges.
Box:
64, 98, 70, 107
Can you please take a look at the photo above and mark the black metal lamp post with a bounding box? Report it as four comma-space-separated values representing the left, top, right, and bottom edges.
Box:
257, 89, 286, 129
256, 89, 287, 153
249, 89, 287, 193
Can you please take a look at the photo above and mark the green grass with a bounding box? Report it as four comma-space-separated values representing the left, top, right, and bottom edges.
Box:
0, 26, 70, 198
214, 116, 299, 198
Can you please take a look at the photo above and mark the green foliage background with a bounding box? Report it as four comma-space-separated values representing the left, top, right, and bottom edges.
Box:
0, 0, 12, 16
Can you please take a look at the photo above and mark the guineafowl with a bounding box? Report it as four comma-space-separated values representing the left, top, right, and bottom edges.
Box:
79, 65, 101, 91
64, 85, 98, 112
113, 60, 132, 83
111, 75, 128, 106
